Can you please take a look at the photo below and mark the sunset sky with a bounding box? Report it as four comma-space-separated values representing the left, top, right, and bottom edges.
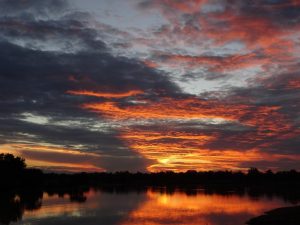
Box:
1, 0, 300, 172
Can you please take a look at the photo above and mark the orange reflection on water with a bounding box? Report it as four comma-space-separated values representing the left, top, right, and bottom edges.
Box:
121, 190, 291, 225
16, 189, 295, 225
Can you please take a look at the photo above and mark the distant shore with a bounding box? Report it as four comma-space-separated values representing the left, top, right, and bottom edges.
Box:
1, 153, 300, 192
3, 168, 300, 188
1, 152, 300, 225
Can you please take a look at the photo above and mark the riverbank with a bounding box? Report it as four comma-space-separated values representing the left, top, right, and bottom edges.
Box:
247, 205, 300, 225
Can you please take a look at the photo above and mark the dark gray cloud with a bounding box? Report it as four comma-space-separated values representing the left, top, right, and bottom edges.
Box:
0, 0, 69, 17
226, 0, 300, 26
0, 0, 177, 172
139, 0, 300, 26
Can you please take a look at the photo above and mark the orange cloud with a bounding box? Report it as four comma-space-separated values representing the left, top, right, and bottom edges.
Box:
81, 96, 291, 138
120, 132, 246, 172
82, 97, 249, 121
119, 126, 299, 172
143, 60, 159, 68
0, 143, 104, 172
75, 93, 297, 172
139, 1, 298, 75
67, 90, 144, 98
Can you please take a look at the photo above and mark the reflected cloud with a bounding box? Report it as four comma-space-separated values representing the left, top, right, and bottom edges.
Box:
121, 190, 294, 225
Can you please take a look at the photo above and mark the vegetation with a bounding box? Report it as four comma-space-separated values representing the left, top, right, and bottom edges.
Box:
0, 153, 300, 224
0, 153, 26, 171
0, 153, 43, 187
0, 153, 300, 189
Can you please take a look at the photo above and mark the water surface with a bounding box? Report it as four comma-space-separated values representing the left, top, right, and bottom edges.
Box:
3, 187, 297, 225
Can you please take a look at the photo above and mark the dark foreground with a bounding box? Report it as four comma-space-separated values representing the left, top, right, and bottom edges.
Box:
247, 205, 300, 225
0, 186, 299, 225
1, 153, 300, 190
1, 153, 300, 225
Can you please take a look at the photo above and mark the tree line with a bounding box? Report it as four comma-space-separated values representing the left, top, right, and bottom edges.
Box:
1, 153, 300, 189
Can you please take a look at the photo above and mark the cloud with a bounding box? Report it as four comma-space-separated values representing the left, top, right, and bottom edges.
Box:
151, 53, 270, 73
0, 0, 299, 172
136, 0, 299, 85
76, 86, 299, 170
0, 0, 69, 17
0, 143, 105, 172
80, 97, 249, 121
66, 90, 144, 99
0, 0, 177, 172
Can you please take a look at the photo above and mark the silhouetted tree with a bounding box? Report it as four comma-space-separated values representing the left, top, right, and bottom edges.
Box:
248, 167, 260, 176
0, 153, 27, 187
0, 153, 26, 172
0, 192, 23, 225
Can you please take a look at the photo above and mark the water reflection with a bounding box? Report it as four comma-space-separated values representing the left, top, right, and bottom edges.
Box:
122, 190, 291, 225
1, 187, 298, 225
0, 190, 43, 225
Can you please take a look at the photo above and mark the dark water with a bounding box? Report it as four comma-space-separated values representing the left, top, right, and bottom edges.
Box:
1, 187, 298, 225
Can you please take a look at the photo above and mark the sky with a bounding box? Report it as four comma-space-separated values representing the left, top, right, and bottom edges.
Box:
0, 0, 300, 172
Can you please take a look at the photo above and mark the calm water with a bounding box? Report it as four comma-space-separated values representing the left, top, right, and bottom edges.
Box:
2, 187, 298, 225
